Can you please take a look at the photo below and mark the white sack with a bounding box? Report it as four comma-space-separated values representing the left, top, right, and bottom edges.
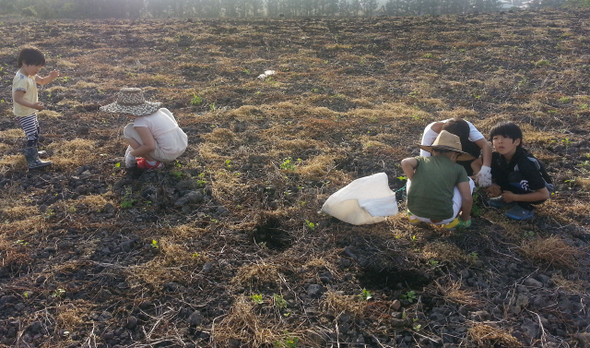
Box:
320, 172, 398, 225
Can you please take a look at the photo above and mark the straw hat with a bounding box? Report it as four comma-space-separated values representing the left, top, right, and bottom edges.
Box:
419, 130, 476, 161
100, 88, 161, 117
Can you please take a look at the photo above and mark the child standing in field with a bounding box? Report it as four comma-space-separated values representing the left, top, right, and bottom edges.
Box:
12, 46, 59, 170
100, 87, 188, 170
486, 122, 552, 220
402, 130, 475, 229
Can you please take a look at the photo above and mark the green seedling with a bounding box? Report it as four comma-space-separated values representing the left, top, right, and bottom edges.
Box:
121, 187, 136, 208
402, 291, 417, 303
191, 94, 203, 106
305, 220, 316, 231
151, 239, 159, 249
273, 294, 288, 309
250, 294, 264, 304
359, 288, 372, 301
52, 288, 66, 298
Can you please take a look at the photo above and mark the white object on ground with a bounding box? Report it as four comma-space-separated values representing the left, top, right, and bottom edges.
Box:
320, 172, 398, 225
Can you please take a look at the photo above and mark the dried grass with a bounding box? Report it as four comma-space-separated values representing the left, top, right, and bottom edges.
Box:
520, 235, 582, 269
231, 261, 281, 290
466, 323, 521, 348
434, 279, 481, 306
321, 290, 365, 317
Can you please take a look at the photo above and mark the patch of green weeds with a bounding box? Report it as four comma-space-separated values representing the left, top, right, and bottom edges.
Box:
121, 187, 136, 208
305, 220, 316, 231
196, 173, 206, 187
422, 53, 433, 58
250, 294, 264, 304
280, 157, 300, 171
558, 96, 571, 103
402, 290, 417, 303
191, 94, 203, 106
151, 239, 159, 249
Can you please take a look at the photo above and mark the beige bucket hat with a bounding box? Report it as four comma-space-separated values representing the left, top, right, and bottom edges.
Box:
419, 130, 476, 161
100, 88, 161, 117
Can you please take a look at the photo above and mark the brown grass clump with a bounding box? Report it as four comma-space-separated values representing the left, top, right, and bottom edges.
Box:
321, 290, 365, 318
434, 279, 481, 307
520, 235, 582, 269
551, 273, 589, 294
466, 323, 522, 348
47, 138, 97, 168
231, 261, 281, 290
214, 295, 304, 347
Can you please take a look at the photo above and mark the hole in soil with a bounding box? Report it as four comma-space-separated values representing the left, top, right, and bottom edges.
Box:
358, 267, 431, 291
249, 216, 293, 251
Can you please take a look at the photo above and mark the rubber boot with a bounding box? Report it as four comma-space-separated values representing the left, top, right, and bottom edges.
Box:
24, 147, 52, 170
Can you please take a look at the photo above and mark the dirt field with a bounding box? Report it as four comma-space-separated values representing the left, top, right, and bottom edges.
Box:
1, 8, 590, 348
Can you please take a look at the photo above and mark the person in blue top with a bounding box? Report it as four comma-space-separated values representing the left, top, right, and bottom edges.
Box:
486, 122, 552, 220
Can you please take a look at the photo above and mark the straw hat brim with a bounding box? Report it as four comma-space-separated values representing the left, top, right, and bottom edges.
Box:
419, 144, 476, 161
100, 101, 161, 117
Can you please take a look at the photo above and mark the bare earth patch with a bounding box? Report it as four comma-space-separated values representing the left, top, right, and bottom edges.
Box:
0, 9, 589, 348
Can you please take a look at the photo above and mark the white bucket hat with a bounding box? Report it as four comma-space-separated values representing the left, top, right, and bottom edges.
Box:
100, 88, 161, 117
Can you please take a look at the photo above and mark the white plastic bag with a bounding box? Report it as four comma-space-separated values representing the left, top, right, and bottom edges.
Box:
320, 173, 398, 225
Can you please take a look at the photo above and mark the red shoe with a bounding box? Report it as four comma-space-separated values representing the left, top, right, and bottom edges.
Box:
136, 158, 164, 171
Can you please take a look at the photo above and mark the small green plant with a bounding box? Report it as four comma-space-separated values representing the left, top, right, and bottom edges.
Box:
151, 239, 159, 249
359, 288, 372, 301
209, 103, 216, 111
534, 59, 550, 67
273, 294, 288, 309
274, 332, 299, 348
250, 294, 264, 304
121, 187, 136, 208
225, 159, 232, 168
422, 53, 433, 58
402, 291, 417, 303
280, 157, 297, 171
305, 220, 316, 231
191, 94, 203, 106
51, 288, 66, 298
14, 240, 29, 246
397, 175, 408, 181
578, 103, 588, 110
428, 259, 439, 267
558, 96, 571, 103
196, 172, 206, 187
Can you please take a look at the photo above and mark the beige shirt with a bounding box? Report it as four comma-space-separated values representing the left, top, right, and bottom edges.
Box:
12, 71, 38, 117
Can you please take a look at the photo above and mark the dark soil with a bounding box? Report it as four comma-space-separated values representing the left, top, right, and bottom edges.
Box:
1, 8, 590, 348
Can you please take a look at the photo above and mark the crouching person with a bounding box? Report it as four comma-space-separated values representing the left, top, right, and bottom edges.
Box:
487, 122, 552, 220
100, 88, 188, 170
401, 130, 475, 230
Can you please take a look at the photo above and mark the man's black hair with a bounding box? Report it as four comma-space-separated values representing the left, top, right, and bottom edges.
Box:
489, 122, 523, 148
442, 118, 470, 154
18, 47, 45, 68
